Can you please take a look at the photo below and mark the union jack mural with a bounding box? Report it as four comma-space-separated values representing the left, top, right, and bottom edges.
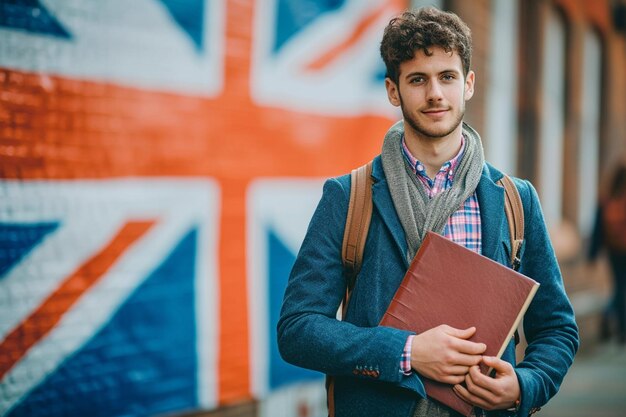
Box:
0, 0, 403, 416
0, 180, 220, 416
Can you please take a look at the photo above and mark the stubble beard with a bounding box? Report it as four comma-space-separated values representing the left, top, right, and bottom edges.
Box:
399, 95, 465, 140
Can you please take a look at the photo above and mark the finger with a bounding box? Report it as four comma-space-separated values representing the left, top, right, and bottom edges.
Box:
453, 384, 492, 410
464, 369, 497, 404
445, 352, 482, 368
466, 364, 497, 391
481, 355, 513, 376
443, 326, 477, 339
449, 352, 483, 367
445, 365, 471, 376
451, 338, 487, 355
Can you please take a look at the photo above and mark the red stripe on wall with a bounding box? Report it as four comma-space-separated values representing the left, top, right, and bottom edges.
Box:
218, 178, 250, 404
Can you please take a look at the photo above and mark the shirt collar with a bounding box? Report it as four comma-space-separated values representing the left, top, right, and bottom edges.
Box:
401, 134, 466, 182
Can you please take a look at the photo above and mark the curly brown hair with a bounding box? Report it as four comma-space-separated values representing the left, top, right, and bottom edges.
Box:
380, 7, 472, 84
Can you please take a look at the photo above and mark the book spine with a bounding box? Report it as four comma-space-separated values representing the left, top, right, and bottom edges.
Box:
494, 282, 540, 361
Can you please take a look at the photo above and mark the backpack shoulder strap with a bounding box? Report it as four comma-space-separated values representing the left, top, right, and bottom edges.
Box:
342, 160, 374, 289
498, 175, 525, 271
330, 160, 373, 415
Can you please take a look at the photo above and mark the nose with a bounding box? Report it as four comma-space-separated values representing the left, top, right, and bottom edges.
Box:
426, 80, 444, 102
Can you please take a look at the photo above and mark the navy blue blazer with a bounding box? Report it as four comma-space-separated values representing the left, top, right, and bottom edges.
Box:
278, 156, 579, 417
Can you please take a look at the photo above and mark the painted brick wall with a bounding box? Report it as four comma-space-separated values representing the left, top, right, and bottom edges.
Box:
0, 1, 403, 416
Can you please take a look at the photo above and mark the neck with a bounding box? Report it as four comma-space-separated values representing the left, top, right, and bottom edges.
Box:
403, 124, 464, 178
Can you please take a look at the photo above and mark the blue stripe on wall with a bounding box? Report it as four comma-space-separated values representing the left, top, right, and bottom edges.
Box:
273, 0, 345, 53
157, 0, 205, 52
0, 222, 59, 278
0, 0, 71, 38
374, 61, 388, 83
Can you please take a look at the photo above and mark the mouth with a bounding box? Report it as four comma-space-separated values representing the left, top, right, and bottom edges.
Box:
422, 108, 449, 117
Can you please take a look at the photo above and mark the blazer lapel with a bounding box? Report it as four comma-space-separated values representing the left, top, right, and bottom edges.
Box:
476, 165, 507, 261
371, 157, 410, 268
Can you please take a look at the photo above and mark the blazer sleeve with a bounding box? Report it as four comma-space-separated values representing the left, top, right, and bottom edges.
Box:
277, 177, 422, 391
514, 180, 580, 417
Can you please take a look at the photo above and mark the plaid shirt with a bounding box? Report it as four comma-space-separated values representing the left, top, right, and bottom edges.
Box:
400, 134, 482, 374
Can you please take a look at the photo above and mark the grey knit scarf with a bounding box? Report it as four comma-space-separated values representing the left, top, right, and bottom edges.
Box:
381, 120, 485, 262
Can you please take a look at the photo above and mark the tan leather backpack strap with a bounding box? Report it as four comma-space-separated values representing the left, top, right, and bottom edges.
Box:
498, 175, 524, 271
329, 161, 373, 417
342, 160, 374, 291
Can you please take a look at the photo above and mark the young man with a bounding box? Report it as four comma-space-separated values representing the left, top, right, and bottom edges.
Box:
278, 7, 578, 417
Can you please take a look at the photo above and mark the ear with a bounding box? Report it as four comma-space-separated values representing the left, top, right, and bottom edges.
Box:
385, 78, 401, 107
464, 70, 475, 101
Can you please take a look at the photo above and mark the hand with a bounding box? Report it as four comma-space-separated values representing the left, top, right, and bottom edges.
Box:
411, 325, 486, 385
453, 355, 520, 411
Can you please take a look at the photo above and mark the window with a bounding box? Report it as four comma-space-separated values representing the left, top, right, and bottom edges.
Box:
485, 0, 519, 174
538, 6, 567, 227
577, 29, 602, 236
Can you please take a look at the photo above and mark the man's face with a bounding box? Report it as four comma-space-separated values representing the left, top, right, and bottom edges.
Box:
385, 47, 474, 141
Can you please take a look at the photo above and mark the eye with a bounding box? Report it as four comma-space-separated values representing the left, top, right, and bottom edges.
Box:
441, 73, 456, 81
409, 76, 425, 84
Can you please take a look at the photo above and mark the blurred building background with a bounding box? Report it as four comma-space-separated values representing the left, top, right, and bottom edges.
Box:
0, 0, 624, 416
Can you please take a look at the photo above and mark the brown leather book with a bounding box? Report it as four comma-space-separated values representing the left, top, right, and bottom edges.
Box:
380, 232, 539, 416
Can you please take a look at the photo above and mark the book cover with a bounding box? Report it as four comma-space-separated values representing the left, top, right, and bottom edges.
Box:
380, 232, 539, 416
